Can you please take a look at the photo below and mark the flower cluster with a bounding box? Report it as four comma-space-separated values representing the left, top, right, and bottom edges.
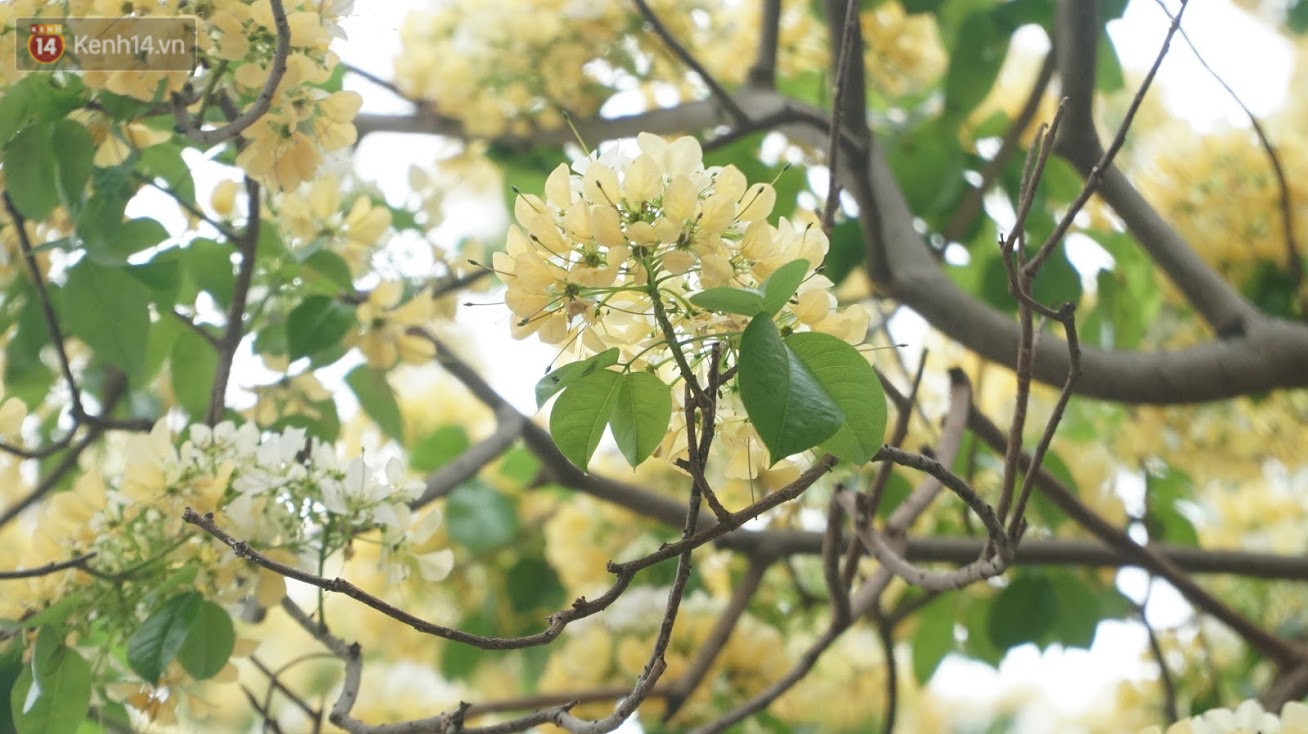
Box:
276, 173, 394, 276
394, 0, 714, 137
1139, 700, 1308, 734
2, 419, 452, 722
496, 133, 869, 364
199, 0, 360, 190
1133, 127, 1308, 289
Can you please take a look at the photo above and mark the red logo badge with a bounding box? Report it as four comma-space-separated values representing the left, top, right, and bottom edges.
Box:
27, 24, 65, 64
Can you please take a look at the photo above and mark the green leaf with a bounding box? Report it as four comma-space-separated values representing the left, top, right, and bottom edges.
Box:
171, 328, 217, 419
86, 217, 169, 266
130, 249, 184, 308
142, 312, 180, 385
688, 286, 766, 316
300, 249, 355, 292
885, 117, 966, 217
944, 12, 1011, 118
5, 287, 54, 410
439, 611, 495, 679
535, 348, 619, 409
785, 331, 887, 465
51, 120, 93, 213
1290, 0, 1308, 32
75, 185, 130, 254
139, 142, 195, 203
738, 315, 844, 464
286, 295, 355, 361
127, 592, 202, 683
901, 0, 942, 12
961, 595, 1004, 667
11, 646, 90, 734
0, 597, 80, 632
987, 573, 1057, 650
271, 396, 339, 443
346, 365, 405, 443
822, 220, 865, 286
497, 445, 541, 486
1045, 573, 1103, 649
1026, 450, 1077, 528
875, 470, 913, 519
411, 425, 470, 472
185, 238, 235, 309
1145, 464, 1199, 547
1095, 35, 1125, 93
61, 262, 150, 384
760, 258, 809, 315
4, 124, 58, 219
0, 76, 35, 147
505, 557, 565, 613
446, 481, 519, 552
911, 595, 956, 683
177, 601, 234, 680
549, 368, 622, 470
609, 372, 672, 468
1029, 248, 1083, 307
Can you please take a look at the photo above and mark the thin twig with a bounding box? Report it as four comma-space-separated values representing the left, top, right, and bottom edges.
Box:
820, 0, 862, 232
661, 559, 769, 721
172, 0, 291, 146
206, 176, 261, 425
186, 507, 635, 650
0, 553, 97, 579
631, 0, 750, 126
876, 617, 899, 734
1153, 0, 1303, 298
943, 51, 1056, 244
4, 192, 86, 422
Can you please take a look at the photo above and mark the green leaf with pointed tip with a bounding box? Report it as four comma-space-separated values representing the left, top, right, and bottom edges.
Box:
177, 601, 234, 680
609, 372, 672, 468
139, 141, 195, 203
549, 368, 622, 470
785, 331, 887, 465
987, 573, 1057, 650
760, 258, 809, 315
689, 286, 766, 316
127, 592, 202, 683
535, 348, 619, 409
911, 595, 956, 684
346, 365, 405, 443
286, 295, 355, 361
12, 639, 90, 734
51, 119, 93, 213
4, 124, 58, 219
61, 261, 150, 384
738, 315, 844, 464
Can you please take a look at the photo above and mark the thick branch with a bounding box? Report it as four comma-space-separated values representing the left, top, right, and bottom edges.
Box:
1053, 0, 1256, 336
369, 90, 1308, 402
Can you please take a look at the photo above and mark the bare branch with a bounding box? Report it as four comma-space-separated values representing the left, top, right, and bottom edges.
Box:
661, 559, 769, 721
0, 553, 97, 580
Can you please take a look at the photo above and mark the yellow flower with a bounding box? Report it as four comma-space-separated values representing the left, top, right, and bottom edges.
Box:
211, 179, 239, 218
92, 122, 173, 167
353, 281, 438, 369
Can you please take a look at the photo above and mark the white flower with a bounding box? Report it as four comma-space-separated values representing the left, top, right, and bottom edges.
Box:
384, 457, 426, 502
